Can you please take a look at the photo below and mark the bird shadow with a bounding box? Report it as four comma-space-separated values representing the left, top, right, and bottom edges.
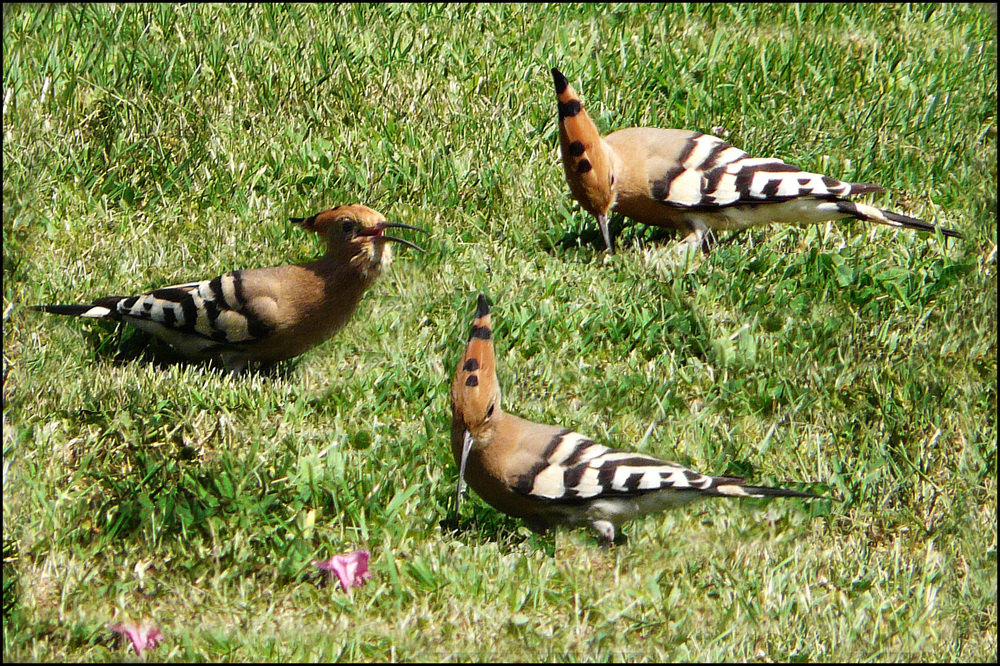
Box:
439, 511, 632, 552
79, 321, 299, 379
438, 509, 542, 550
81, 321, 178, 369
544, 213, 754, 256
546, 213, 633, 254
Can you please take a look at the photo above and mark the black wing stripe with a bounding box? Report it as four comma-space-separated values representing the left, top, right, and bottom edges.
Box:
699, 140, 739, 171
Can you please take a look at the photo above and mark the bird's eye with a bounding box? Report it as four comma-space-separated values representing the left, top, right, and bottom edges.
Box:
341, 220, 354, 234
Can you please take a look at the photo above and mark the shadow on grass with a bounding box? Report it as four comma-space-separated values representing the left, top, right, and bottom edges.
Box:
546, 213, 632, 254
2, 534, 19, 623
438, 510, 538, 549
78, 320, 300, 379
441, 512, 631, 550
543, 213, 754, 255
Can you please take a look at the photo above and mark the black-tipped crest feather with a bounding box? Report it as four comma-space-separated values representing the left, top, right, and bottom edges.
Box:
551, 67, 568, 94
476, 293, 490, 318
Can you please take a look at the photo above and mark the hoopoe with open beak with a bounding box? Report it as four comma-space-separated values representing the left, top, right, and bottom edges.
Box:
450, 294, 821, 544
31, 204, 426, 372
550, 67, 962, 254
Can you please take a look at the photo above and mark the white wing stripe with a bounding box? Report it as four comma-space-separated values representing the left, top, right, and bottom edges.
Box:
683, 135, 724, 170
712, 146, 749, 168
776, 177, 803, 197
576, 467, 602, 498
529, 464, 568, 499
80, 306, 112, 318
638, 470, 663, 490
727, 157, 784, 170
667, 169, 704, 206
220, 274, 239, 309
548, 432, 593, 464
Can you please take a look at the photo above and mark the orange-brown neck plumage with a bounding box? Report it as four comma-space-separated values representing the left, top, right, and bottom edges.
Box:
450, 293, 508, 514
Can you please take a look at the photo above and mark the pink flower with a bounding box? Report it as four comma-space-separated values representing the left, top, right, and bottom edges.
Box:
314, 549, 371, 593
110, 619, 164, 656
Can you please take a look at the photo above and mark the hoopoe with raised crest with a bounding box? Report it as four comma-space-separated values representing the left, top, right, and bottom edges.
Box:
451, 294, 821, 544
31, 205, 426, 372
550, 67, 961, 254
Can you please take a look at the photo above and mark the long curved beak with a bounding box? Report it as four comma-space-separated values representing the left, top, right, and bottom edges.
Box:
456, 430, 474, 513
598, 213, 614, 254
370, 222, 428, 252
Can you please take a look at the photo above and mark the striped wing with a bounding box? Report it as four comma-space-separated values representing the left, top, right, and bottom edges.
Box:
113, 271, 273, 346
511, 429, 721, 502
650, 132, 862, 211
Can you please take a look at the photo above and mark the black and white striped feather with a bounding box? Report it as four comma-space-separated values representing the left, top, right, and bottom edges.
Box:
642, 131, 961, 238
30, 270, 274, 356
651, 132, 874, 211
511, 428, 817, 504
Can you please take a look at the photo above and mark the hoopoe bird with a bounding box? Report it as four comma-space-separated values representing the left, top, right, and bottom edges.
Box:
31, 205, 426, 372
550, 67, 962, 254
451, 294, 821, 543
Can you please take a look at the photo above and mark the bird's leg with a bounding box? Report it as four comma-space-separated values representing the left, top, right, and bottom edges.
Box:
220, 353, 249, 375
678, 218, 709, 249
591, 520, 616, 544
701, 228, 718, 255
666, 218, 709, 266
523, 518, 551, 536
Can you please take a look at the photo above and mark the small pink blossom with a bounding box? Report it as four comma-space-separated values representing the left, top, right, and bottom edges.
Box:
314, 549, 371, 592
110, 619, 164, 656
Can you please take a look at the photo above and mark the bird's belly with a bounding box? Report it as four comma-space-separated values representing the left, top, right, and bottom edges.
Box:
709, 199, 850, 231
248, 315, 352, 362
532, 491, 706, 531
616, 191, 844, 233
124, 317, 218, 359
587, 490, 705, 522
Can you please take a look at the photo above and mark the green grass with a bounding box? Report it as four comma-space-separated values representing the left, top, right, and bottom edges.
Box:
3, 3, 996, 661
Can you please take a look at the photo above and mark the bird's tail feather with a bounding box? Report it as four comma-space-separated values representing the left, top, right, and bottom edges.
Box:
846, 182, 885, 196
712, 482, 820, 500
832, 200, 962, 239
30, 303, 116, 318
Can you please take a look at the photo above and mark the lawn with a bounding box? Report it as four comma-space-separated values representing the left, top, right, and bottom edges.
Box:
3, 3, 996, 661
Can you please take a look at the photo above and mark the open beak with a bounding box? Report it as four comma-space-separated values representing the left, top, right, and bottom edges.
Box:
364, 221, 428, 252
598, 213, 614, 254
456, 430, 474, 513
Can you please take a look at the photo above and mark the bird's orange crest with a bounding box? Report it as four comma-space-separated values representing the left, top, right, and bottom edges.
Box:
451, 293, 501, 432
551, 67, 615, 220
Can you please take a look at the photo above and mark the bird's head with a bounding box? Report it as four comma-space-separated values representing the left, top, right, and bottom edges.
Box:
451, 294, 504, 511
290, 204, 426, 273
451, 292, 503, 462
551, 67, 617, 252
